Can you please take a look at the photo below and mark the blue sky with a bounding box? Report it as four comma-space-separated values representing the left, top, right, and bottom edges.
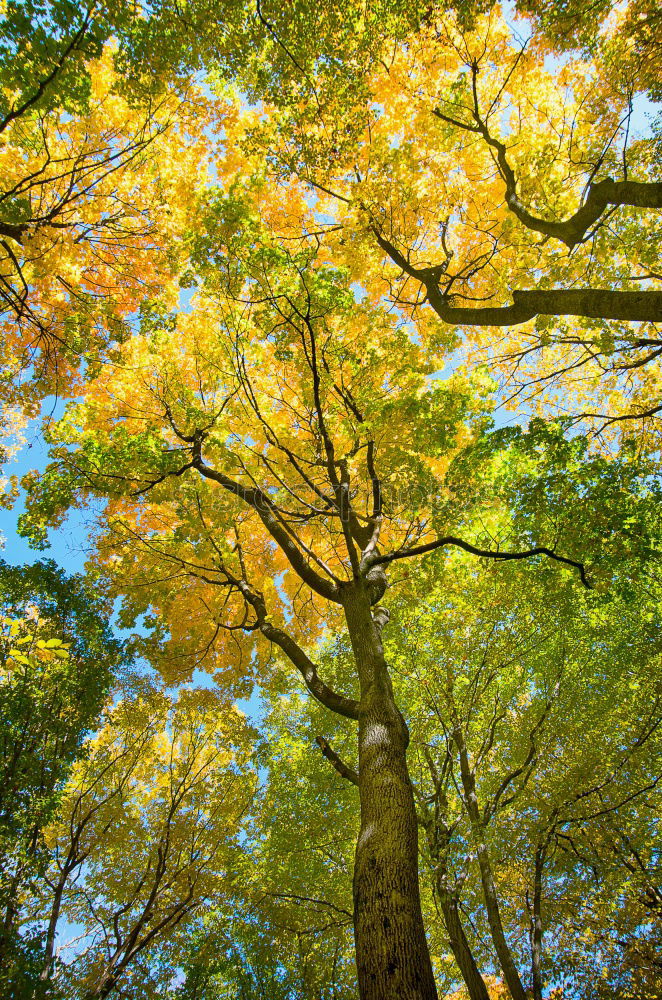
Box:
0, 398, 96, 571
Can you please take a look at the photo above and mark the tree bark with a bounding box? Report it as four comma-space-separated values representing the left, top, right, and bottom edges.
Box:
425, 285, 662, 327
343, 583, 438, 1000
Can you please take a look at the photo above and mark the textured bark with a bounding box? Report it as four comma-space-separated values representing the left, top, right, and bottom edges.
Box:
425, 285, 662, 327
344, 583, 438, 1000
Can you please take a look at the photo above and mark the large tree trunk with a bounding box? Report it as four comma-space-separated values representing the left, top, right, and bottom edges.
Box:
343, 584, 438, 1000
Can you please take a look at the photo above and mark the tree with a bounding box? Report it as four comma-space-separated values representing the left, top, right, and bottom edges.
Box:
0, 0, 328, 417
33, 685, 256, 999
4, 3, 659, 427
22, 219, 662, 998
516, 0, 661, 100
402, 560, 661, 1000
0, 559, 123, 997
171, 684, 358, 1000
0, 0, 440, 415
198, 554, 660, 1000
8, 3, 662, 996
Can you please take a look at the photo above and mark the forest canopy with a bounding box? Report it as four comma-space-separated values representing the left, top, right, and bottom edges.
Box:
0, 2, 660, 999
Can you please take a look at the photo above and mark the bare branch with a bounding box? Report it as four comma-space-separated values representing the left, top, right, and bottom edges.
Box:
316, 735, 359, 786
370, 536, 590, 587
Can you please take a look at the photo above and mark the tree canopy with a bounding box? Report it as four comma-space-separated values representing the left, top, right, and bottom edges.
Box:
0, 2, 660, 999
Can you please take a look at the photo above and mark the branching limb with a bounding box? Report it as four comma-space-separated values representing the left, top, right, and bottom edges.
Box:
241, 586, 359, 720
369, 536, 590, 587
426, 285, 662, 327
0, 5, 96, 135
185, 432, 342, 603
373, 225, 662, 327
315, 735, 359, 786
434, 59, 662, 249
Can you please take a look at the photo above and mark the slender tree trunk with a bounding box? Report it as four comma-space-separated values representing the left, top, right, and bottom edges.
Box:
0, 867, 21, 972
530, 843, 545, 1000
436, 886, 489, 1000
86, 976, 118, 1000
343, 584, 438, 1000
454, 727, 527, 1000
40, 865, 70, 981
422, 802, 489, 1000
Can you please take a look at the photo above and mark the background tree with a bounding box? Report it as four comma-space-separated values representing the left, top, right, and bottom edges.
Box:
172, 694, 358, 1000
403, 560, 662, 1000
0, 559, 123, 997
32, 685, 256, 1000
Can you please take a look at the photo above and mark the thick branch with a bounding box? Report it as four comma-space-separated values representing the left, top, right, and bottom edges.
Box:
370, 537, 590, 587
191, 439, 341, 603
0, 221, 26, 244
316, 735, 359, 785
426, 285, 662, 327
373, 228, 662, 326
504, 178, 662, 249
434, 94, 662, 248
262, 618, 360, 720
235, 581, 359, 720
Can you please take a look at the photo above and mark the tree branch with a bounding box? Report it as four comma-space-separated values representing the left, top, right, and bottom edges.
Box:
0, 5, 96, 135
316, 735, 359, 785
225, 574, 360, 720
189, 435, 342, 603
426, 285, 662, 327
434, 68, 662, 249
373, 228, 662, 326
370, 537, 590, 587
